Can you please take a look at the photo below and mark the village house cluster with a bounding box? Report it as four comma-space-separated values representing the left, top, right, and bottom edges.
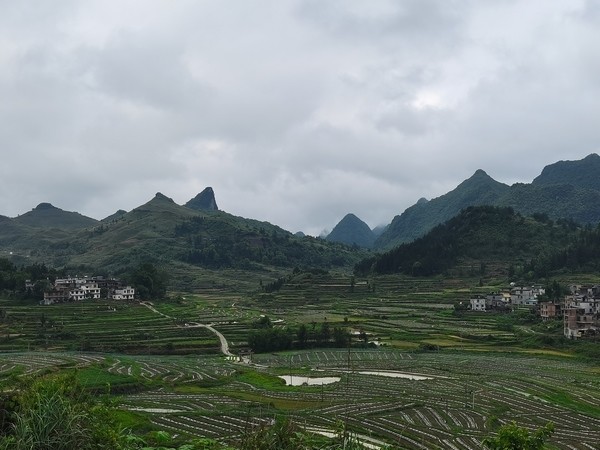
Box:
469, 283, 600, 339
469, 284, 545, 312
39, 276, 135, 305
550, 284, 600, 339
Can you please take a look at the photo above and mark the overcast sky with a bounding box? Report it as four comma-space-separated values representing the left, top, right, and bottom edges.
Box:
2, 1, 600, 235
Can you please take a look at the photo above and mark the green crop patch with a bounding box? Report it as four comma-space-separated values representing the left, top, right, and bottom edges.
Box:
75, 366, 147, 393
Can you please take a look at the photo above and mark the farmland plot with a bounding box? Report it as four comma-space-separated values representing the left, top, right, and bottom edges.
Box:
0, 349, 597, 448
109, 349, 600, 449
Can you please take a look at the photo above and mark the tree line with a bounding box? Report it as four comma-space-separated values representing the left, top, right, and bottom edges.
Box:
0, 258, 63, 300
247, 317, 352, 353
0, 258, 168, 301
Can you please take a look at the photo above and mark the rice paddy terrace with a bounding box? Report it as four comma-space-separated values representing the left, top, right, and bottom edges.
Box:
0, 272, 599, 449
0, 349, 598, 449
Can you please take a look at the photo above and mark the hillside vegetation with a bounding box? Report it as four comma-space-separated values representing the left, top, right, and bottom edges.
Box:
375, 153, 600, 249
1, 193, 365, 283
356, 206, 581, 277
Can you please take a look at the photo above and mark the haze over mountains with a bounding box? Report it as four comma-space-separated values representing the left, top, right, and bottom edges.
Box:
326, 153, 600, 250
2, 154, 600, 273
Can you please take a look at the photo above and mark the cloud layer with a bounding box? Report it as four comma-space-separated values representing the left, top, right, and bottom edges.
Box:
1, 0, 599, 235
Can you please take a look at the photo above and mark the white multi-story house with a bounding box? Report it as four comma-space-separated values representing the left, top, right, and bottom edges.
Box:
111, 286, 135, 300
42, 276, 134, 304
511, 287, 537, 306
470, 296, 487, 311
69, 288, 86, 301
82, 282, 101, 299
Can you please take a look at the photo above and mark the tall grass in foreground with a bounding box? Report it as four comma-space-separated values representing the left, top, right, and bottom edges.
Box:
0, 374, 123, 450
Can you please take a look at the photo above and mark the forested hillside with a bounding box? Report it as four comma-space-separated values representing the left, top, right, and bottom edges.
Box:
374, 153, 600, 249
356, 206, 582, 277
1, 192, 365, 279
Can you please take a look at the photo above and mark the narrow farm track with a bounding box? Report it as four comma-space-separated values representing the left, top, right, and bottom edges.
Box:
187, 323, 233, 357
139, 301, 233, 356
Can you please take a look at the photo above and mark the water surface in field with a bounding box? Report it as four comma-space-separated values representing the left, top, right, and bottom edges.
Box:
357, 371, 432, 380
127, 407, 184, 413
279, 375, 340, 386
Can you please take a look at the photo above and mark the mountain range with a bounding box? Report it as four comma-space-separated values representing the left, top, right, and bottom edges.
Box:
326, 153, 600, 250
2, 154, 600, 279
0, 188, 363, 278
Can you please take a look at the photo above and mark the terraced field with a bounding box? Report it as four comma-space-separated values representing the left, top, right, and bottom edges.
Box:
1, 272, 598, 448
0, 349, 597, 449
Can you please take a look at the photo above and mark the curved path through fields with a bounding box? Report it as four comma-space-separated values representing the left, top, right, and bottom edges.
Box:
139, 302, 233, 357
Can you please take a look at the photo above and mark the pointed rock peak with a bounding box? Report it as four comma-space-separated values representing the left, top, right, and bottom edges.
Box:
335, 213, 369, 228
185, 187, 219, 211
459, 169, 502, 188
472, 169, 489, 177
326, 212, 375, 248
416, 197, 429, 205
153, 192, 175, 203
34, 202, 57, 210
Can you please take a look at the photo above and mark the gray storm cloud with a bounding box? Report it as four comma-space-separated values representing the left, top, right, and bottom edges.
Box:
1, 0, 599, 236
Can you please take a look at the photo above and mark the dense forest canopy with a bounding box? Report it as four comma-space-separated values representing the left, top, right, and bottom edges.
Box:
356, 206, 600, 278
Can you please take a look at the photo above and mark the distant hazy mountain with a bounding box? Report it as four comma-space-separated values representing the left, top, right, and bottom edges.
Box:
375, 170, 509, 249
185, 187, 219, 211
372, 224, 388, 238
13, 202, 98, 230
326, 213, 375, 248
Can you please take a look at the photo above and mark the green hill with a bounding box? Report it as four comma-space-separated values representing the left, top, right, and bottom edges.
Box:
0, 214, 72, 257
13, 202, 98, 230
18, 192, 364, 277
357, 206, 577, 277
496, 183, 600, 224
326, 213, 375, 248
375, 154, 600, 249
375, 170, 509, 249
532, 153, 600, 191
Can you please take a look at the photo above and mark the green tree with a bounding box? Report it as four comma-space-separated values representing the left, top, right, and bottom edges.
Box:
333, 327, 350, 347
296, 323, 308, 349
319, 320, 331, 345
483, 421, 554, 450
128, 262, 168, 300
